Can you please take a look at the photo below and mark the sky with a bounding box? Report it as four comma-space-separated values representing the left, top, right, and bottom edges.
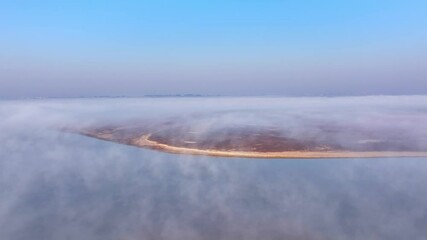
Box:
1, 0, 426, 98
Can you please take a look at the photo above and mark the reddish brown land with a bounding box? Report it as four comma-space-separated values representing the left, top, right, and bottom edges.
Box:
74, 115, 427, 159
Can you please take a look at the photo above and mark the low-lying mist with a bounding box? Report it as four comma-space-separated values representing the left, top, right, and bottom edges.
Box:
1, 96, 427, 240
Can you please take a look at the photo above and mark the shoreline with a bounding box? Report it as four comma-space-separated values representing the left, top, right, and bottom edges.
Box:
132, 134, 427, 159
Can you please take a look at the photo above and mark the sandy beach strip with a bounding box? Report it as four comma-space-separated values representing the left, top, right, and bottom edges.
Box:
134, 134, 427, 159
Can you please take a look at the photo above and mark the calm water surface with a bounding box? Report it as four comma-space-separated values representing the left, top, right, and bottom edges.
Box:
1, 132, 427, 240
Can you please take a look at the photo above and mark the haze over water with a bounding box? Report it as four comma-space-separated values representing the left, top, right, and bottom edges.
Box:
1, 96, 427, 240
1, 1, 427, 239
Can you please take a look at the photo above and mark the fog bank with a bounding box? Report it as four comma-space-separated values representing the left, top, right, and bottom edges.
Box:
1, 96, 427, 240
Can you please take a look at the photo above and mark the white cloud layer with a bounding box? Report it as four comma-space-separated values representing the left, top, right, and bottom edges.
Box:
1, 96, 427, 240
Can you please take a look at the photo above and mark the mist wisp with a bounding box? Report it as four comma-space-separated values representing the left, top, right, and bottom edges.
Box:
1, 96, 427, 240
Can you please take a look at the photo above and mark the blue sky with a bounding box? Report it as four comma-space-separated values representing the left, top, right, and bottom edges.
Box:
1, 1, 426, 97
